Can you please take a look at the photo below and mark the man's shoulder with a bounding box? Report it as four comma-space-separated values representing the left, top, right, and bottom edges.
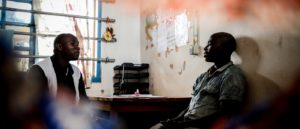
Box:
27, 64, 46, 78
223, 65, 247, 83
29, 64, 42, 70
225, 65, 244, 75
70, 64, 80, 70
34, 58, 51, 66
28, 58, 48, 72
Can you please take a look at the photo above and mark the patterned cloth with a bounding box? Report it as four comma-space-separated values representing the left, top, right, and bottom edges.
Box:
184, 62, 247, 120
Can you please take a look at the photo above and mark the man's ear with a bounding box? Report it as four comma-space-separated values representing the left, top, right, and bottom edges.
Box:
55, 43, 63, 51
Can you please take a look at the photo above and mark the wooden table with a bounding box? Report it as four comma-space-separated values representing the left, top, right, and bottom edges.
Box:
90, 95, 190, 113
89, 95, 191, 128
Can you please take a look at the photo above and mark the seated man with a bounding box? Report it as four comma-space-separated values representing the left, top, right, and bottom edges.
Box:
27, 33, 88, 104
26, 33, 124, 129
151, 32, 247, 129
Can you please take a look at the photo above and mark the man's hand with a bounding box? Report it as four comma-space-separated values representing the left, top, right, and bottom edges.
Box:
160, 119, 180, 129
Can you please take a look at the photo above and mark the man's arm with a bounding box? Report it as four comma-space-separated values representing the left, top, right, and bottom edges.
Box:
78, 74, 89, 102
160, 106, 189, 127
172, 107, 189, 121
220, 100, 243, 116
163, 100, 242, 129
27, 65, 48, 92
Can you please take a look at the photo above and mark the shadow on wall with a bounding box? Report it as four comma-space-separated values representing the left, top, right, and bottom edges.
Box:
235, 36, 281, 110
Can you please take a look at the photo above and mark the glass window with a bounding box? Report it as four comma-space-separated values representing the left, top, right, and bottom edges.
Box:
36, 36, 54, 57
2, 0, 102, 82
36, 0, 101, 82
6, 25, 30, 32
12, 35, 30, 48
5, 1, 32, 23
5, 11, 31, 23
7, 0, 31, 10
15, 50, 29, 71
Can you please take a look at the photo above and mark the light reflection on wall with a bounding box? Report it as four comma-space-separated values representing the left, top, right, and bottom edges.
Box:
138, 0, 300, 31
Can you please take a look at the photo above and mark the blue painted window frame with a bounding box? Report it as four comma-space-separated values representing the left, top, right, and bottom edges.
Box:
1, 0, 102, 82
0, 0, 36, 67
92, 1, 102, 82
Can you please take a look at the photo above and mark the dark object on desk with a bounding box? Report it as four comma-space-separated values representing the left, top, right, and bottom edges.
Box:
113, 63, 149, 95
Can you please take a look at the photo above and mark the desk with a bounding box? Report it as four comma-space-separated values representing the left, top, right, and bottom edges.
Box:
89, 95, 191, 129
90, 95, 191, 113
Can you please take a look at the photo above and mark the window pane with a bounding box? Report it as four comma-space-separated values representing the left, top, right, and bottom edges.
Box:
37, 15, 74, 34
39, 0, 86, 16
13, 34, 30, 48
7, 0, 31, 10
5, 1, 32, 23
15, 51, 29, 71
37, 36, 54, 55
6, 11, 31, 23
6, 25, 30, 32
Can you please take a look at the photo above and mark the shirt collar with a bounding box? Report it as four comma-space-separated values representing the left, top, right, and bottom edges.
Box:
50, 55, 74, 76
216, 61, 233, 72
208, 61, 233, 76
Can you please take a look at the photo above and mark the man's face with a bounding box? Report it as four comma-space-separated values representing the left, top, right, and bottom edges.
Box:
203, 37, 224, 62
60, 36, 80, 61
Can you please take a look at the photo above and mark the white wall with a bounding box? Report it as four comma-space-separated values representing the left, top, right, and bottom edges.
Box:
87, 1, 300, 108
87, 0, 141, 96
140, 1, 300, 107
